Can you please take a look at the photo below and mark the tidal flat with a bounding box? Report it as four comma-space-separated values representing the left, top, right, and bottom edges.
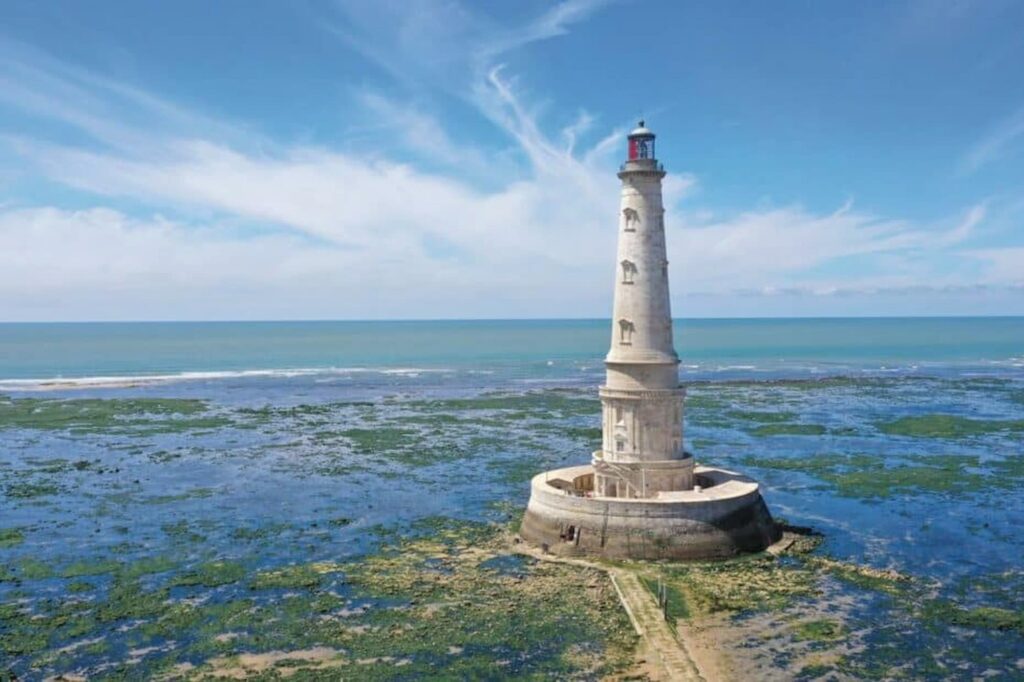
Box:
2, 372, 1023, 679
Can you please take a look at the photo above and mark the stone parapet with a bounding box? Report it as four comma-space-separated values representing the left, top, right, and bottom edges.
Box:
521, 465, 779, 561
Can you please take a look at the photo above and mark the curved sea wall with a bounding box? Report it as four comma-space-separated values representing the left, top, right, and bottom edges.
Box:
521, 465, 778, 560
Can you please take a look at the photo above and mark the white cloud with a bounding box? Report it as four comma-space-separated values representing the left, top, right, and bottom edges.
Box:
964, 247, 1024, 284
961, 105, 1024, 175
0, 2, 1017, 320
0, 206, 611, 321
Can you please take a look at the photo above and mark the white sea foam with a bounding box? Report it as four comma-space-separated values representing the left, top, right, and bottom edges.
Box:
0, 367, 449, 391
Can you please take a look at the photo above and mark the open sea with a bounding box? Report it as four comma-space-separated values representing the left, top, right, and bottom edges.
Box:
1, 317, 1023, 679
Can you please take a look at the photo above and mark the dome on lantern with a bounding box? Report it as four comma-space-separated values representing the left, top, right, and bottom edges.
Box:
629, 121, 654, 137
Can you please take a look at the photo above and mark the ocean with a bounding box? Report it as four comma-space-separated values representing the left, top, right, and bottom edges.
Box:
2, 317, 1022, 387
1, 317, 1022, 679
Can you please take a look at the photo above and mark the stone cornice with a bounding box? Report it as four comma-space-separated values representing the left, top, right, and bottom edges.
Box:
599, 386, 685, 400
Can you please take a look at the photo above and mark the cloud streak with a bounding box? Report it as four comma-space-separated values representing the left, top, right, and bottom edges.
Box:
961, 104, 1024, 175
0, 1, 1017, 320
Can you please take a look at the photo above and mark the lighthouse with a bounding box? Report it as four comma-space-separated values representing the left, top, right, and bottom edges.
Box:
594, 121, 694, 499
520, 121, 779, 560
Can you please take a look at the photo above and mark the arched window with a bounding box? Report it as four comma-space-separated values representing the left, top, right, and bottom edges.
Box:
618, 318, 635, 345
622, 207, 640, 231
621, 259, 637, 284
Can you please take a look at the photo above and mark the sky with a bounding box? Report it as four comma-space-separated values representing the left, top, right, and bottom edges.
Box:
1, 0, 1023, 321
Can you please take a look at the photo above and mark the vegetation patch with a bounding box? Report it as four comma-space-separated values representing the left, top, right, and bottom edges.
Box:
340, 426, 418, 453
339, 518, 637, 677
172, 561, 247, 588
488, 455, 547, 484
250, 565, 324, 590
0, 528, 25, 548
649, 554, 820, 618
810, 557, 910, 595
742, 452, 1008, 498
877, 414, 1024, 439
5, 482, 60, 499
408, 391, 596, 419
751, 423, 828, 436
921, 601, 1024, 633
728, 410, 798, 423
793, 618, 846, 642
0, 397, 231, 435
15, 559, 54, 580
144, 487, 217, 505
60, 559, 122, 578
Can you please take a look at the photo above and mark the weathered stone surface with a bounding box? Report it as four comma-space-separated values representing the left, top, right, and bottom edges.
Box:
522, 465, 778, 560
523, 122, 777, 560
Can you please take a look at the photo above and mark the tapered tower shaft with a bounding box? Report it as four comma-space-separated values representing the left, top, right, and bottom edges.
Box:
593, 122, 694, 498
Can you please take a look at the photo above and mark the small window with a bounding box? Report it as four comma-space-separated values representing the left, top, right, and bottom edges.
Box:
622, 207, 640, 231
618, 318, 635, 345
621, 259, 637, 284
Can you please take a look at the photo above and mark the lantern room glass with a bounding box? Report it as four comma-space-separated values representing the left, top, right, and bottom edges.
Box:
628, 136, 655, 161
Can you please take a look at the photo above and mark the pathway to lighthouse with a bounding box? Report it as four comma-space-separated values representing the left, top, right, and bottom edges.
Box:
513, 540, 705, 681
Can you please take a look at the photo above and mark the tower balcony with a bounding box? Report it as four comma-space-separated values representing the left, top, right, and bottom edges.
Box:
618, 159, 666, 177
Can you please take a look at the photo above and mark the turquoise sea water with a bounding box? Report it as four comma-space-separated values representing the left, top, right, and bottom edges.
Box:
1, 317, 1023, 679
1, 317, 1022, 385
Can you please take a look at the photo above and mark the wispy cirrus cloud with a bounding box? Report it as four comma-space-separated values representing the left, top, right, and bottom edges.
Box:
0, 2, 1017, 321
960, 104, 1024, 175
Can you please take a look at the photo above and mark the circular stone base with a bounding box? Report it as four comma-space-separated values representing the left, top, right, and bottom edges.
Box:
521, 464, 779, 561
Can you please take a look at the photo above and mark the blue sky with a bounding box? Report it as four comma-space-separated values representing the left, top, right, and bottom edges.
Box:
1, 0, 1022, 320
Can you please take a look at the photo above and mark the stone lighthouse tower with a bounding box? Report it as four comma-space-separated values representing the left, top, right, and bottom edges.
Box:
594, 122, 695, 498
521, 121, 778, 560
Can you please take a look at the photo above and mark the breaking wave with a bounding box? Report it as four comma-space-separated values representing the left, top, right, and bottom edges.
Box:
0, 367, 452, 391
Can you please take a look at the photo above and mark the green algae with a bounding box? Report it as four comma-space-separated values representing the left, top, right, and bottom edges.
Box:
5, 481, 61, 499
16, 558, 54, 580
60, 559, 121, 578
742, 452, 1012, 498
172, 561, 247, 588
409, 391, 596, 418
649, 554, 820, 618
250, 565, 324, 590
120, 556, 178, 578
231, 523, 294, 540
751, 423, 828, 436
488, 455, 547, 484
728, 410, 798, 423
337, 520, 636, 676
810, 557, 910, 596
13, 517, 632, 679
563, 425, 602, 444
161, 520, 206, 543
0, 397, 232, 435
340, 427, 418, 453
682, 392, 728, 410
641, 574, 689, 624
0, 528, 24, 548
878, 414, 1024, 439
922, 601, 1024, 633
143, 487, 217, 505
93, 579, 170, 624
793, 618, 846, 642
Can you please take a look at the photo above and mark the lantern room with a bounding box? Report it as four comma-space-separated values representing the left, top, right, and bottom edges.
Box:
627, 120, 655, 161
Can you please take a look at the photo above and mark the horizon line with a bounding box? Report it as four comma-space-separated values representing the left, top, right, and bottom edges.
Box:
3, 314, 1024, 325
